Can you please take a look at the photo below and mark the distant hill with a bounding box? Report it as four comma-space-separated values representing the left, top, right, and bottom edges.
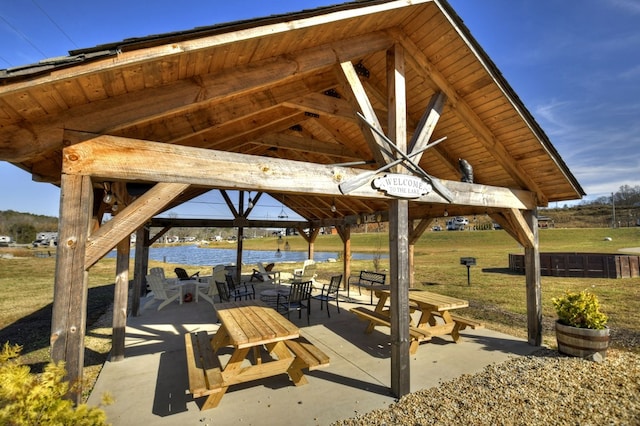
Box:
1, 204, 636, 244
540, 205, 637, 228
0, 210, 58, 244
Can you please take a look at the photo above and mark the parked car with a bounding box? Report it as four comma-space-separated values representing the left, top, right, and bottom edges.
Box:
446, 216, 469, 231
432, 225, 442, 231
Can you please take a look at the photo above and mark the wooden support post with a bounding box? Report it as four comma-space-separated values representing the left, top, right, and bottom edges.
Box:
408, 244, 415, 289
131, 226, 149, 316
524, 209, 542, 346
112, 237, 130, 362
387, 43, 411, 398
307, 227, 319, 261
408, 218, 433, 288
51, 174, 92, 404
336, 225, 351, 291
389, 199, 411, 397
236, 194, 245, 284
296, 226, 320, 261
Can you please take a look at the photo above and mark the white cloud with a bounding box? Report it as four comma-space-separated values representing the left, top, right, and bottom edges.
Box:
608, 0, 640, 14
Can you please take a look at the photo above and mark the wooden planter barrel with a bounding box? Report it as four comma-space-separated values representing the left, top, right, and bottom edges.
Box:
555, 321, 610, 359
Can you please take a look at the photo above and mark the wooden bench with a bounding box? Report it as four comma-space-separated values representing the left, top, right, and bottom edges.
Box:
284, 336, 330, 371
184, 331, 224, 407
347, 271, 388, 304
450, 314, 484, 342
428, 312, 485, 342
351, 306, 432, 354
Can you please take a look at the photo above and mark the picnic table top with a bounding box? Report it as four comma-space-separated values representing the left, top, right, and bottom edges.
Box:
215, 300, 299, 348
376, 289, 469, 312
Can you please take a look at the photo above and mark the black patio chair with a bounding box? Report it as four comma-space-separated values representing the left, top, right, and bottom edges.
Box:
174, 267, 200, 281
277, 280, 312, 325
312, 274, 342, 317
225, 274, 255, 301
215, 279, 231, 303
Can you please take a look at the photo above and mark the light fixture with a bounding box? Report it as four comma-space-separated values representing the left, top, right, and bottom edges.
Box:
443, 209, 449, 217
278, 202, 288, 219
248, 193, 254, 209
102, 182, 115, 204
111, 202, 119, 212
331, 198, 337, 213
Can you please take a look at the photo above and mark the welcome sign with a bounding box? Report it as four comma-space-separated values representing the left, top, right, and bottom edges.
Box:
372, 174, 432, 199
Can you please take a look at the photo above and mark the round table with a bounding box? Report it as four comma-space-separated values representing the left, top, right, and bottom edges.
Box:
260, 286, 290, 307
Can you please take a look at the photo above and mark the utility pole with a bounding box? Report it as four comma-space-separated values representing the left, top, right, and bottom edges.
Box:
612, 192, 616, 228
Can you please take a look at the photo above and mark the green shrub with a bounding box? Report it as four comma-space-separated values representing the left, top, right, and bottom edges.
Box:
0, 343, 109, 425
552, 290, 608, 330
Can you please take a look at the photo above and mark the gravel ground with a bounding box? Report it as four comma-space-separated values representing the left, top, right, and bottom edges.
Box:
332, 348, 640, 426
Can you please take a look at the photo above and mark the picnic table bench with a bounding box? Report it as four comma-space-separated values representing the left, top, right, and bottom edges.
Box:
350, 306, 432, 354
351, 289, 484, 354
429, 311, 485, 341
184, 300, 329, 410
347, 270, 388, 304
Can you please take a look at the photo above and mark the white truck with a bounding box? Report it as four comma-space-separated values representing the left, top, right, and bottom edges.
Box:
446, 216, 469, 231
33, 232, 58, 247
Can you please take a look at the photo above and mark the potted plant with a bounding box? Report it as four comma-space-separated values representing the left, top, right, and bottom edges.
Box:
552, 290, 609, 360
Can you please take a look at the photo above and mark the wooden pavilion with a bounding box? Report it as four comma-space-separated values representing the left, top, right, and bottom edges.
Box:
0, 0, 584, 402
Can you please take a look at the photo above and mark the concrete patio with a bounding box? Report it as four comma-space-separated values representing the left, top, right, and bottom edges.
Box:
87, 282, 540, 425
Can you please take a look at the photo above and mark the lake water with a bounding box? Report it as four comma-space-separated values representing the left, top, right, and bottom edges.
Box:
106, 244, 385, 266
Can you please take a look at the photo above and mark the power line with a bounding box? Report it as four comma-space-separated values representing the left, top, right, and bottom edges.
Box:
31, 0, 79, 49
0, 55, 12, 67
0, 13, 48, 60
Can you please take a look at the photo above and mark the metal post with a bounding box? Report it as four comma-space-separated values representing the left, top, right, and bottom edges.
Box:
612, 192, 616, 228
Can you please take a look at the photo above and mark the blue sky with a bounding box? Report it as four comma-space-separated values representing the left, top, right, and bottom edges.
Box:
1, 0, 638, 219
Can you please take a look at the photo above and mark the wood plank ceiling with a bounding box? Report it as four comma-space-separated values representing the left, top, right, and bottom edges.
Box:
0, 0, 584, 224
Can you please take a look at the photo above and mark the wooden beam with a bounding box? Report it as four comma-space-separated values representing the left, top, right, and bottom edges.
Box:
112, 237, 130, 362
387, 43, 411, 399
336, 61, 394, 166
409, 217, 433, 245
489, 208, 534, 248
524, 210, 542, 346
408, 217, 433, 288
336, 224, 351, 291
131, 226, 149, 316
51, 174, 93, 404
63, 135, 538, 210
258, 133, 361, 160
150, 218, 309, 229
220, 190, 239, 218
389, 28, 547, 204
282, 92, 356, 122
149, 226, 171, 245
408, 91, 447, 161
2, 32, 394, 161
84, 182, 190, 268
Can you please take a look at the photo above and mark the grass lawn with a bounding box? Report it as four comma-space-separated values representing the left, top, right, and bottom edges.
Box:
0, 227, 638, 399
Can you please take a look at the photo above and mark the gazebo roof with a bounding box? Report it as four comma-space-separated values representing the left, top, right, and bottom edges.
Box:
0, 0, 583, 224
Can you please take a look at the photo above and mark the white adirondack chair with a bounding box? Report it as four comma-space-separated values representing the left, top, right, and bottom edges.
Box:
145, 274, 182, 311
291, 260, 317, 287
251, 262, 280, 285
195, 265, 226, 306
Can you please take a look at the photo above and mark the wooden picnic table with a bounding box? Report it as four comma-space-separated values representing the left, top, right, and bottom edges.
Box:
185, 300, 329, 410
351, 289, 483, 354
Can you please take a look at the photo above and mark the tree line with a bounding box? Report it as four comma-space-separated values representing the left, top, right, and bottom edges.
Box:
583, 185, 640, 207
0, 210, 58, 244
